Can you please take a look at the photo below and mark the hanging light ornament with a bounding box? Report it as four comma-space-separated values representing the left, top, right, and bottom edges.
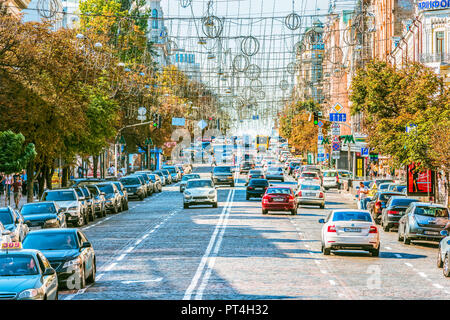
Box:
285, 13, 301, 30
240, 36, 260, 56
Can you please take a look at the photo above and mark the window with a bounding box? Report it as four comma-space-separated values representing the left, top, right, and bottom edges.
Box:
152, 9, 158, 29
436, 31, 444, 55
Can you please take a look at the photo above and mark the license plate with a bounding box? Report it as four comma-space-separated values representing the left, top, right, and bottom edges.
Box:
304, 192, 315, 197
344, 228, 361, 232
274, 198, 284, 202
256, 188, 263, 190
424, 231, 439, 235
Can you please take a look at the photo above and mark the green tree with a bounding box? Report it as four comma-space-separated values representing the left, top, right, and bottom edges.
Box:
0, 130, 36, 174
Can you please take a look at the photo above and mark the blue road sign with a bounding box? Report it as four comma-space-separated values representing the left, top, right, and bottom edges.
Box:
318, 121, 323, 127
361, 147, 369, 156
329, 113, 347, 122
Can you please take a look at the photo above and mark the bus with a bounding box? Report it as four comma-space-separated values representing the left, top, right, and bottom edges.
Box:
255, 135, 270, 152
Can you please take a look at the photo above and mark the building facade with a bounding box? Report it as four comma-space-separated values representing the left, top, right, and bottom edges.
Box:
1, 0, 31, 18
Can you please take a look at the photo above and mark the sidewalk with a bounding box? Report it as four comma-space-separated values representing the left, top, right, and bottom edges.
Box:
0, 192, 38, 209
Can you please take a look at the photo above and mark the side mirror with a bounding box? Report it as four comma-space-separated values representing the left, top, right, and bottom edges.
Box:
101, 192, 106, 196
1, 230, 11, 236
43, 268, 56, 276
440, 230, 448, 237
318, 219, 325, 224
81, 241, 92, 249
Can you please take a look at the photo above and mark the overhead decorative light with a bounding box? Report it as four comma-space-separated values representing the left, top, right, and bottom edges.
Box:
198, 38, 206, 45
207, 53, 215, 59
76, 33, 84, 40
94, 42, 103, 49
118, 62, 125, 67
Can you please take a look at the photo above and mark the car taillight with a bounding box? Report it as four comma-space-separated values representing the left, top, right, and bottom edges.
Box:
288, 195, 294, 201
375, 201, 381, 208
369, 226, 378, 233
327, 225, 336, 232
387, 210, 399, 215
248, 186, 254, 190
314, 177, 319, 180
319, 192, 324, 198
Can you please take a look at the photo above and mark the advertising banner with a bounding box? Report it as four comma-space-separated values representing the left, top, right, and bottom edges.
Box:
406, 164, 434, 196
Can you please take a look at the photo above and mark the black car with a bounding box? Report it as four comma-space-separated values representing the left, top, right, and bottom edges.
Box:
84, 185, 107, 218
74, 187, 94, 222
23, 228, 96, 290
120, 176, 146, 201
96, 182, 121, 214
132, 173, 154, 197
380, 196, 420, 231
239, 161, 254, 174
367, 191, 405, 224
20, 202, 66, 229
110, 181, 129, 211
246, 179, 269, 200
212, 166, 234, 187
79, 186, 96, 221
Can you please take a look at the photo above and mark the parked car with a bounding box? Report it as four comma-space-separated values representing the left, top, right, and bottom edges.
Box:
212, 166, 235, 187
162, 166, 180, 183
239, 161, 254, 174
265, 166, 284, 181
160, 169, 173, 184
246, 179, 269, 200
84, 185, 106, 218
74, 187, 94, 222
23, 228, 96, 290
398, 203, 449, 245
20, 202, 66, 229
131, 173, 153, 197
108, 180, 129, 211
389, 184, 407, 193
322, 170, 341, 190
179, 174, 201, 193
380, 196, 420, 231
319, 210, 380, 256
41, 189, 87, 227
287, 161, 301, 175
153, 170, 167, 186
261, 187, 297, 215
437, 229, 450, 277
96, 182, 122, 214
183, 179, 217, 209
78, 186, 96, 222
367, 191, 405, 224
296, 183, 325, 209
0, 207, 29, 242
119, 176, 146, 201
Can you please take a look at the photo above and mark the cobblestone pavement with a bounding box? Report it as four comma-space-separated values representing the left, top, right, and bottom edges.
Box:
58, 166, 450, 300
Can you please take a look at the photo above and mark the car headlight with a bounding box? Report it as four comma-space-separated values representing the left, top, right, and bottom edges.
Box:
18, 289, 39, 299
45, 219, 58, 225
208, 190, 215, 195
63, 257, 82, 269
185, 191, 192, 196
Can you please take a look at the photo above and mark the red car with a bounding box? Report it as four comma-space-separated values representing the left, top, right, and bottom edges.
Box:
262, 187, 297, 215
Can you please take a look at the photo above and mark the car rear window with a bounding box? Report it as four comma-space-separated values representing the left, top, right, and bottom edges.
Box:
415, 206, 449, 218
302, 173, 317, 177
0, 209, 13, 225
249, 179, 269, 186
332, 211, 372, 222
120, 178, 140, 185
300, 185, 321, 191
266, 188, 292, 195
21, 203, 56, 215
390, 198, 419, 207
42, 190, 76, 201
268, 167, 282, 172
324, 172, 337, 177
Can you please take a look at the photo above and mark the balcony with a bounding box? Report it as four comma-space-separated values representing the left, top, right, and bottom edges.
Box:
419, 53, 449, 64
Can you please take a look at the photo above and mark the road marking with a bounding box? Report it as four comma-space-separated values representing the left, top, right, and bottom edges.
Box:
320, 269, 328, 274
121, 278, 163, 284
329, 280, 336, 286
433, 283, 444, 289
183, 187, 235, 300
314, 260, 321, 265
104, 262, 117, 272
116, 254, 126, 261
404, 262, 414, 268
418, 272, 427, 278
385, 246, 392, 250
304, 244, 310, 248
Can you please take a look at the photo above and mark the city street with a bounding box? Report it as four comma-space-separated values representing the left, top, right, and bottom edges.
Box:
59, 165, 449, 300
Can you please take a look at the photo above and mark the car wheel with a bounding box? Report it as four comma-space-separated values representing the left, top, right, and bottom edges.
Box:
320, 204, 324, 209
324, 187, 328, 191
290, 209, 296, 215
370, 247, 380, 257
113, 204, 118, 214
139, 195, 145, 201
403, 232, 411, 245
397, 228, 404, 241
75, 215, 84, 227
246, 196, 249, 200
383, 223, 390, 232
76, 266, 86, 290
323, 247, 331, 255
54, 290, 58, 300
262, 209, 268, 215
213, 202, 218, 208
437, 249, 444, 268
87, 260, 96, 284
184, 203, 189, 209
444, 254, 450, 277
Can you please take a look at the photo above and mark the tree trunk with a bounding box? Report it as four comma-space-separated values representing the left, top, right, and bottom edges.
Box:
38, 167, 46, 199
61, 166, 69, 187
26, 160, 34, 203
93, 155, 99, 178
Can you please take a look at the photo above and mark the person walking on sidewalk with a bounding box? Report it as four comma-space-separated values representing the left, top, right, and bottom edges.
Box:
12, 176, 22, 209
4, 174, 12, 206
358, 182, 369, 210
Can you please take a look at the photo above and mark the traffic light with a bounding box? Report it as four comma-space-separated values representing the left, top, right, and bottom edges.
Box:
157, 114, 162, 128
313, 112, 319, 125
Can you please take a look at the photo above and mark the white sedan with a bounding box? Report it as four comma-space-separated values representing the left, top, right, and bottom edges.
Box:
183, 179, 218, 209
319, 209, 380, 256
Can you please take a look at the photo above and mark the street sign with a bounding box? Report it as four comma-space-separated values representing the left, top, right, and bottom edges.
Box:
318, 146, 325, 153
318, 127, 322, 134
137, 115, 146, 121
361, 147, 369, 157
197, 120, 208, 130
331, 123, 340, 135
318, 135, 323, 141
332, 103, 344, 113
318, 121, 323, 127
329, 113, 347, 122
332, 142, 340, 151
172, 117, 186, 126
332, 151, 340, 159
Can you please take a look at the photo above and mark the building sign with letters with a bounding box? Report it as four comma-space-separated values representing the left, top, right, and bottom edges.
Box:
417, 0, 450, 10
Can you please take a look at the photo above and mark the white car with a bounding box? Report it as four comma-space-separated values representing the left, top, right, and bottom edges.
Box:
183, 179, 218, 209
322, 170, 341, 190
297, 171, 321, 185
319, 209, 380, 256
296, 183, 325, 208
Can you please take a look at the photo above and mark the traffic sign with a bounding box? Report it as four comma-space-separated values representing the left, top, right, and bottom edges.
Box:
331, 123, 340, 135
172, 117, 186, 126
197, 120, 208, 129
318, 120, 323, 127
361, 147, 369, 157
332, 103, 344, 113
332, 151, 340, 159
329, 113, 347, 122
332, 142, 340, 151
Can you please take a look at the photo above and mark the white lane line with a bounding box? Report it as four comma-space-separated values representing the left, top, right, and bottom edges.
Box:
418, 272, 428, 278
183, 187, 234, 300
433, 283, 444, 289
135, 239, 142, 245
329, 280, 336, 286
116, 254, 127, 261
124, 247, 134, 253
320, 269, 328, 274
395, 254, 402, 258
304, 244, 310, 248
404, 262, 414, 268
121, 278, 163, 284
385, 246, 392, 250
314, 260, 321, 265
104, 262, 117, 272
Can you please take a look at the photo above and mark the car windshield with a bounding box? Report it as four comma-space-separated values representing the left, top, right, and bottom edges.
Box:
21, 203, 56, 215
268, 167, 282, 172
0, 255, 38, 276
163, 167, 176, 174
290, 163, 300, 167
395, 186, 406, 192
324, 172, 337, 177
186, 180, 213, 189
332, 211, 372, 222
182, 174, 200, 181
42, 190, 76, 201
0, 209, 13, 225
390, 199, 419, 207
75, 189, 84, 197
97, 184, 114, 194
112, 182, 122, 190
120, 178, 140, 185
249, 179, 269, 186
23, 232, 78, 250
300, 185, 321, 191
153, 171, 163, 177
379, 184, 390, 190
249, 170, 263, 175
266, 188, 291, 195
301, 173, 317, 177
80, 188, 90, 197
86, 186, 99, 195
376, 180, 394, 186
415, 206, 449, 218
214, 167, 231, 173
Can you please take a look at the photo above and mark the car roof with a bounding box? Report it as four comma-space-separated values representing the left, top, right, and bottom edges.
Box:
412, 202, 448, 208
27, 228, 78, 235
301, 171, 318, 174
0, 249, 40, 256
22, 201, 55, 206
332, 209, 370, 213
379, 191, 404, 195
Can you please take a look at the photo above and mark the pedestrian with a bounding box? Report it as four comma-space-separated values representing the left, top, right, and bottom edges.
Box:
0, 173, 4, 203
21, 170, 27, 196
12, 176, 22, 209
4, 174, 12, 206
358, 182, 369, 210
107, 164, 116, 176
77, 165, 83, 178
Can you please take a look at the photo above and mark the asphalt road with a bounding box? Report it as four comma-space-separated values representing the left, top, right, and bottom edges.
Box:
60, 165, 450, 300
